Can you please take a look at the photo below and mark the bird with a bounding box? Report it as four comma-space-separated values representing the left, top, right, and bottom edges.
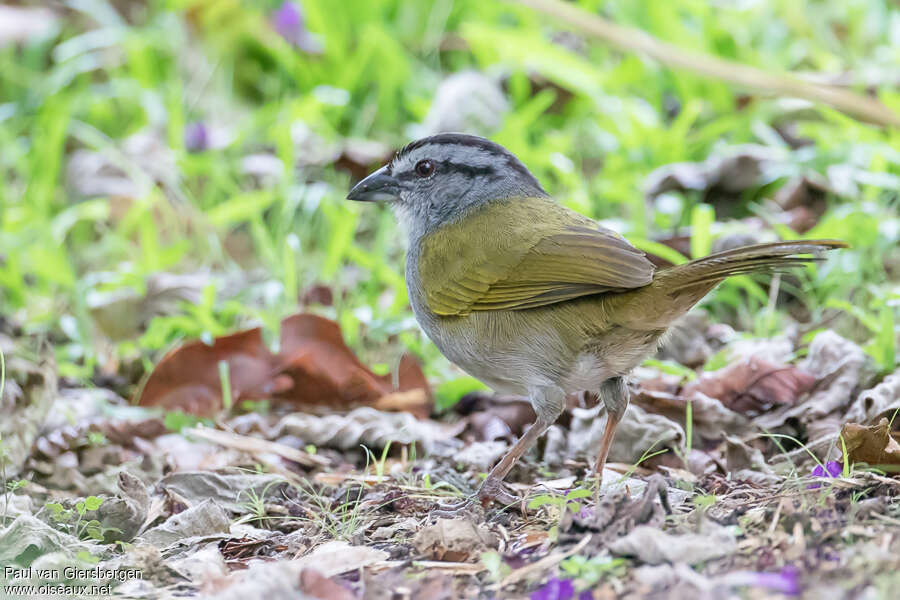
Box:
347, 133, 845, 512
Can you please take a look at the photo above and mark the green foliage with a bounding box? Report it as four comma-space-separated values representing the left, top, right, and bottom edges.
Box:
45, 496, 121, 542
529, 487, 592, 541
824, 299, 897, 373
434, 376, 489, 412
163, 410, 210, 432
560, 554, 627, 586
480, 550, 512, 582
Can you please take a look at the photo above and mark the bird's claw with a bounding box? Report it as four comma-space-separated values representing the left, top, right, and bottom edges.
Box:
431, 477, 520, 518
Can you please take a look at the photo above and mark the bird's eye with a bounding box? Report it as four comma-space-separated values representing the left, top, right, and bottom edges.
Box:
414, 159, 435, 178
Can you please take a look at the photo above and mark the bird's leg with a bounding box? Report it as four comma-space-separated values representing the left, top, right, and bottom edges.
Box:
433, 386, 565, 516
591, 377, 629, 484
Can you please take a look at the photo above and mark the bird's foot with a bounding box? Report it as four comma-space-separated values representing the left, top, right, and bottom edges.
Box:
431, 477, 519, 518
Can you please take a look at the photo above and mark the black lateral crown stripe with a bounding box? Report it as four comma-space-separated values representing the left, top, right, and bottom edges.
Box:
393, 133, 546, 194
394, 160, 495, 181
396, 133, 510, 160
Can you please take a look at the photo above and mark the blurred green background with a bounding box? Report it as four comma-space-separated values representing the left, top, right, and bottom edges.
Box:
1, 0, 898, 397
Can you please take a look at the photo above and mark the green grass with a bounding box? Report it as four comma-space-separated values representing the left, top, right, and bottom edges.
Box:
1, 0, 898, 394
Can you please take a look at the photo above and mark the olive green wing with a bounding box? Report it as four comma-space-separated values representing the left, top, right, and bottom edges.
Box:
418, 198, 655, 316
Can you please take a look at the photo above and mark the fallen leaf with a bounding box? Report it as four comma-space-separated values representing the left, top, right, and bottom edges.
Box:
138, 499, 231, 547
683, 356, 815, 415
137, 327, 277, 416
754, 331, 872, 459
773, 176, 829, 233
67, 130, 178, 202
644, 145, 771, 199
416, 70, 509, 137
276, 314, 430, 416
158, 471, 288, 512
0, 515, 100, 565
0, 350, 57, 478
608, 523, 736, 565
845, 368, 900, 425
413, 518, 499, 562
546, 402, 684, 466
234, 406, 455, 453
841, 418, 900, 466
138, 313, 431, 418
89, 272, 208, 341
454, 391, 536, 440
295, 541, 388, 576
298, 568, 356, 600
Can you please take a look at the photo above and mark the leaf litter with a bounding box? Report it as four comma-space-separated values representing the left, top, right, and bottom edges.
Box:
3, 309, 900, 599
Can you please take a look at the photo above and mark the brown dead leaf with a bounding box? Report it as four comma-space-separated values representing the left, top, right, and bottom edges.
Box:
841, 418, 900, 466
298, 568, 356, 600
454, 391, 537, 440
644, 145, 770, 200
276, 314, 431, 418
413, 518, 499, 562
773, 176, 829, 233
683, 356, 815, 415
137, 327, 278, 416
137, 313, 431, 418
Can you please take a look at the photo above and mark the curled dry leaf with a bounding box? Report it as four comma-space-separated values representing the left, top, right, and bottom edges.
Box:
0, 350, 58, 478
417, 70, 509, 137
33, 418, 167, 459
138, 499, 231, 547
138, 327, 277, 416
138, 313, 431, 418
454, 391, 536, 440
413, 518, 499, 562
840, 418, 900, 467
232, 407, 455, 452
298, 568, 356, 600
845, 368, 900, 425
644, 145, 771, 199
609, 522, 737, 565
277, 314, 430, 417
683, 356, 815, 415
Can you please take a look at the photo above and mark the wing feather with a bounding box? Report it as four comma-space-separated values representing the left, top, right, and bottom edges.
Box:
418, 198, 655, 315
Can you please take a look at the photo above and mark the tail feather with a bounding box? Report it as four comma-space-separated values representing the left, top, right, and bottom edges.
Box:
657, 239, 846, 293
612, 239, 846, 330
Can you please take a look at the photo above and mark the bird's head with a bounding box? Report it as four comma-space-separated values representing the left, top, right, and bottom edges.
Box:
347, 133, 547, 236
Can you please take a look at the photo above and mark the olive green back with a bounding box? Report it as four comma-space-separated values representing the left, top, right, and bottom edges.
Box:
417, 197, 655, 316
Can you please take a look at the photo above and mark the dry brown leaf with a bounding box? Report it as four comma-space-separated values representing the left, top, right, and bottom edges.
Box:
684, 356, 815, 415
644, 146, 771, 200
298, 568, 356, 600
413, 519, 499, 562
841, 418, 900, 466
137, 313, 431, 418
137, 327, 278, 416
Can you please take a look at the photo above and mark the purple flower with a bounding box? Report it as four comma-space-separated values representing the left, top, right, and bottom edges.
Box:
270, 2, 322, 53
752, 566, 801, 596
184, 122, 209, 153
808, 461, 842, 489
531, 578, 574, 600
726, 566, 802, 596
577, 506, 594, 520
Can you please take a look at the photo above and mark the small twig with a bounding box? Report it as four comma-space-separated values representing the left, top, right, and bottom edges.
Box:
516, 0, 900, 128
188, 425, 328, 467
871, 513, 900, 527
369, 560, 486, 575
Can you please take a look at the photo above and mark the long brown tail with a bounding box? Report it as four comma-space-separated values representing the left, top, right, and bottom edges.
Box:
613, 239, 847, 329
656, 239, 847, 292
